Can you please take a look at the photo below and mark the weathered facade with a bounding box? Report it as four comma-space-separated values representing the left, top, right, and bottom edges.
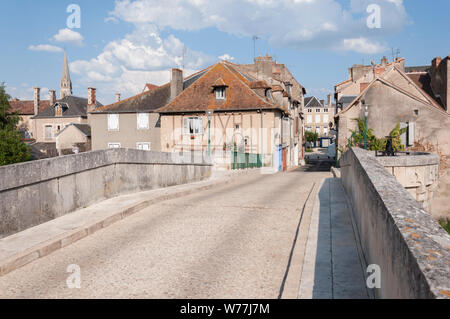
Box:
157, 58, 305, 170
304, 95, 335, 137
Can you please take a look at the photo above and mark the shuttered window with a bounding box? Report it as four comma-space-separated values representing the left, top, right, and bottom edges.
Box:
183, 117, 203, 135
108, 114, 119, 131
137, 113, 149, 130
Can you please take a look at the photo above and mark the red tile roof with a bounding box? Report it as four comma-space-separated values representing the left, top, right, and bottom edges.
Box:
157, 62, 287, 114
9, 99, 51, 115
143, 83, 159, 92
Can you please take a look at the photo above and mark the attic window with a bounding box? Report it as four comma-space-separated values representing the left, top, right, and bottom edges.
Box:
55, 105, 63, 117
215, 87, 226, 100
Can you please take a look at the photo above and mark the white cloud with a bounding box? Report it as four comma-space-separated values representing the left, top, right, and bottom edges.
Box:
52, 28, 84, 46
109, 0, 408, 53
219, 54, 235, 61
28, 44, 63, 53
338, 37, 388, 54
70, 24, 213, 104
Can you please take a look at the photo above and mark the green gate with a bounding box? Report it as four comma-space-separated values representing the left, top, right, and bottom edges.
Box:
232, 152, 263, 170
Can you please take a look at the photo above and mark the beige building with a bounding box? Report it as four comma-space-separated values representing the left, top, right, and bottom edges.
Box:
304, 95, 335, 137
157, 58, 306, 170
56, 123, 91, 153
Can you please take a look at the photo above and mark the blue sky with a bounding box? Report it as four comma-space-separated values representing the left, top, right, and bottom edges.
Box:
0, 0, 449, 104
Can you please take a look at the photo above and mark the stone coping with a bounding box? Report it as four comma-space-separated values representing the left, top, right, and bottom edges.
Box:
373, 151, 440, 167
0, 149, 213, 193
347, 148, 449, 298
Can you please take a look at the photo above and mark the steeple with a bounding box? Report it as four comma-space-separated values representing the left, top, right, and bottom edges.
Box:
60, 51, 73, 99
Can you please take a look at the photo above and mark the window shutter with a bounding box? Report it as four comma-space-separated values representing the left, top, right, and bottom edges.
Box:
408, 122, 415, 146
400, 122, 407, 147
198, 118, 204, 134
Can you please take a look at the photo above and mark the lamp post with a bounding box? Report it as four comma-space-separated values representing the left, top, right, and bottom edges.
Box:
364, 103, 369, 150
206, 110, 214, 156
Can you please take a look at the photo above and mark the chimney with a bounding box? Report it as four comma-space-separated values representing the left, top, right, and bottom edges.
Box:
170, 68, 183, 101
49, 90, 56, 106
33, 87, 40, 115
381, 56, 388, 67
88, 87, 97, 112
432, 57, 442, 69
115, 93, 121, 102
327, 93, 332, 107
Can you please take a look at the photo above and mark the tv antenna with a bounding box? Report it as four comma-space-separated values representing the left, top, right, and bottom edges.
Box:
182, 45, 187, 70
391, 48, 400, 61
252, 36, 259, 59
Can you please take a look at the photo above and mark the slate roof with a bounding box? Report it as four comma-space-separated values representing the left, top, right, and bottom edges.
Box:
156, 62, 287, 114
337, 96, 357, 105
72, 124, 91, 137
405, 66, 431, 73
9, 99, 51, 115
304, 96, 324, 108
33, 96, 102, 119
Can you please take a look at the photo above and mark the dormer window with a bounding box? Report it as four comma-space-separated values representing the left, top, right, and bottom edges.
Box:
212, 78, 228, 101
215, 87, 226, 100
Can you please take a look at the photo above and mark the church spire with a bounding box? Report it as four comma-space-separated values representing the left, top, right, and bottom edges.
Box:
60, 51, 73, 99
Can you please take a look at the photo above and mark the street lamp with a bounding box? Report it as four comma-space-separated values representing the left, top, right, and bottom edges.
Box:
363, 101, 369, 150
206, 109, 214, 156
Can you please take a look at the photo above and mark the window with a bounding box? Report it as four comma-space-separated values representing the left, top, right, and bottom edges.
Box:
108, 143, 121, 149
137, 142, 151, 151
307, 109, 312, 113
215, 87, 226, 100
307, 115, 313, 124
316, 109, 321, 113
316, 127, 321, 135
45, 125, 52, 140
108, 114, 119, 131
324, 108, 329, 113
315, 115, 321, 123
323, 115, 329, 124
137, 113, 149, 130
183, 117, 203, 135
55, 105, 62, 117
323, 128, 328, 136
400, 122, 415, 147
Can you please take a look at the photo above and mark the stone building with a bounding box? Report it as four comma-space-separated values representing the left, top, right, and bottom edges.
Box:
156, 58, 305, 170
334, 56, 450, 218
304, 95, 335, 137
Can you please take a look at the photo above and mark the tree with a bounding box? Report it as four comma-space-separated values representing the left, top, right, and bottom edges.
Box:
0, 83, 31, 166
305, 130, 319, 144
0, 83, 20, 130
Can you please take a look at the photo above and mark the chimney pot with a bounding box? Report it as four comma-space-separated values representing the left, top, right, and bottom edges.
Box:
88, 87, 97, 112
170, 68, 183, 102
115, 93, 121, 102
33, 87, 40, 115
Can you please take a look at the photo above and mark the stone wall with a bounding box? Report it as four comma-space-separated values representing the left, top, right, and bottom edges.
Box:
376, 153, 440, 212
0, 149, 212, 239
341, 148, 450, 299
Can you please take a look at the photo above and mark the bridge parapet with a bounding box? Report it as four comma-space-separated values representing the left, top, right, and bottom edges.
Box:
0, 149, 212, 239
341, 148, 450, 299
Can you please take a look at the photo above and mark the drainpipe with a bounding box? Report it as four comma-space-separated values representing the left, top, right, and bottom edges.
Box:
260, 108, 263, 167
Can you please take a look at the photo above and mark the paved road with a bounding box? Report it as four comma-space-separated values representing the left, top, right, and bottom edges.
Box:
0, 168, 330, 299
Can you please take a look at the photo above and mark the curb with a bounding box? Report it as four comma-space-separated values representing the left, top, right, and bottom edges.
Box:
0, 173, 247, 277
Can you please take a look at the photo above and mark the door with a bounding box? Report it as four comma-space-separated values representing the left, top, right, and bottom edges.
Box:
282, 148, 287, 172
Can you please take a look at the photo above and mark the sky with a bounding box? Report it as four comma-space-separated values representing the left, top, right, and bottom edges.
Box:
0, 0, 449, 105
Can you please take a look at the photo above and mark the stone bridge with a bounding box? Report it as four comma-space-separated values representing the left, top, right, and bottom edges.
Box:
0, 148, 448, 299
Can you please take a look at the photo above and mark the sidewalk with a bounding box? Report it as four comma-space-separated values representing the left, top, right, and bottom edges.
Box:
298, 178, 370, 299
0, 169, 260, 277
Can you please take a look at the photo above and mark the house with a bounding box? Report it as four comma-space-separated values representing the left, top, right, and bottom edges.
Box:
304, 94, 335, 137
156, 57, 306, 170
88, 71, 198, 151
335, 56, 450, 157
32, 88, 102, 146
55, 123, 91, 154
8, 94, 51, 140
